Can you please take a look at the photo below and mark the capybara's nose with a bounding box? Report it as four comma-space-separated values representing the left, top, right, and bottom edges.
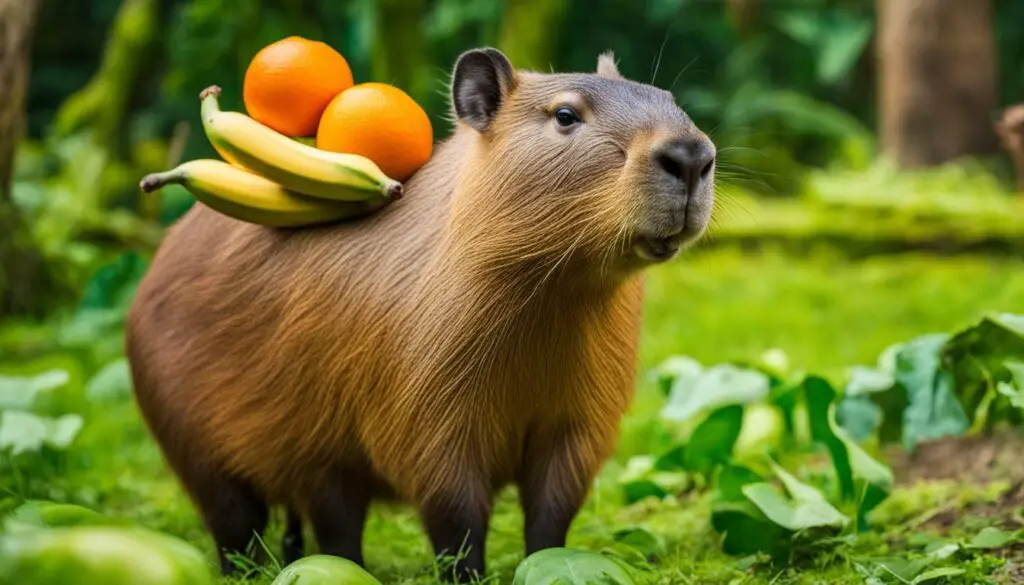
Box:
653, 136, 715, 194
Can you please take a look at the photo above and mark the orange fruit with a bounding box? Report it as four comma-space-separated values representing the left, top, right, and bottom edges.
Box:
243, 36, 353, 137
316, 82, 433, 181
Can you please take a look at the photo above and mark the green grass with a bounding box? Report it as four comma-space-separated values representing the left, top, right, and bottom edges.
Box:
6, 244, 1024, 584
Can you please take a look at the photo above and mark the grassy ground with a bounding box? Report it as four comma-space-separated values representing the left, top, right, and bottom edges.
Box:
6, 243, 1024, 584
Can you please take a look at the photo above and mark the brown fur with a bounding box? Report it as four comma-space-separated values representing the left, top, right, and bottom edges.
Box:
995, 104, 1024, 192
126, 47, 715, 580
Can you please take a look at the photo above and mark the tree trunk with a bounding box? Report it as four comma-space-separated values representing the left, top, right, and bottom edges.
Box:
498, 0, 569, 71
372, 0, 427, 98
877, 0, 999, 168
0, 0, 68, 318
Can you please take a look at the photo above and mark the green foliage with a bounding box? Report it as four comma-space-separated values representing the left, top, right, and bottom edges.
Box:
639, 311, 1024, 568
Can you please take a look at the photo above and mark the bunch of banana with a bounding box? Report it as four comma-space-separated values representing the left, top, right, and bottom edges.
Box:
138, 85, 403, 228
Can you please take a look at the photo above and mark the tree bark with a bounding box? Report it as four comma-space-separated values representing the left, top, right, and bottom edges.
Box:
0, 0, 68, 318
877, 0, 999, 168
498, 0, 569, 71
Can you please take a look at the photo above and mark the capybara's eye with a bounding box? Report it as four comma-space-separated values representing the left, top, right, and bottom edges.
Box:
554, 107, 581, 127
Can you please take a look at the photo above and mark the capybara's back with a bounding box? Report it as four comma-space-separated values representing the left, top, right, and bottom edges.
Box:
126, 47, 716, 582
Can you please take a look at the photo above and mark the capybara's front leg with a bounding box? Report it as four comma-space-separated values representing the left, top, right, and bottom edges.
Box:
420, 489, 491, 583
519, 426, 604, 554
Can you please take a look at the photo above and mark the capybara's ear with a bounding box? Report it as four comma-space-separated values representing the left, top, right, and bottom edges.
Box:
597, 50, 622, 79
452, 47, 515, 133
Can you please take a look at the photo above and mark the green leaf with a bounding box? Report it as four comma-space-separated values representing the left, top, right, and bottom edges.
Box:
711, 501, 790, 558
77, 251, 149, 312
651, 355, 703, 397
895, 334, 969, 452
611, 527, 664, 560
0, 369, 70, 411
618, 455, 687, 504
716, 464, 765, 502
0, 411, 84, 455
512, 548, 636, 585
85, 358, 132, 403
911, 567, 966, 584
653, 445, 686, 471
735, 402, 787, 455
684, 405, 744, 475
7, 501, 112, 530
836, 396, 883, 441
966, 526, 1022, 549
846, 366, 896, 397
804, 377, 893, 527
741, 483, 847, 532
661, 364, 769, 423
741, 460, 849, 532
817, 17, 873, 85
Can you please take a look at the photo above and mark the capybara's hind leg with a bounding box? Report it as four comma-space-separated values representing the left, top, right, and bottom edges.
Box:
420, 493, 490, 583
306, 473, 371, 566
185, 469, 270, 575
282, 507, 304, 565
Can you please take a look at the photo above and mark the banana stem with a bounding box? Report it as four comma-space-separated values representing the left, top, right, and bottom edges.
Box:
386, 181, 404, 200
139, 169, 185, 193
200, 85, 222, 122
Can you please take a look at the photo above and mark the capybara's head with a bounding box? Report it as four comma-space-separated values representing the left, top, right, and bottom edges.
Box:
447, 47, 715, 277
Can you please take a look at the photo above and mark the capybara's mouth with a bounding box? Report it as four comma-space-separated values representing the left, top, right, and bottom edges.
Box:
633, 234, 682, 262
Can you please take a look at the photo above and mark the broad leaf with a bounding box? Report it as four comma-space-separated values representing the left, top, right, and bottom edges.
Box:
895, 334, 969, 452
911, 567, 966, 584
741, 483, 848, 532
941, 313, 1024, 424
804, 377, 893, 527
512, 548, 636, 585
836, 396, 883, 442
651, 355, 703, 397
966, 526, 1022, 549
710, 500, 789, 558
741, 461, 849, 532
715, 464, 765, 502
846, 366, 896, 397
661, 364, 769, 423
0, 370, 70, 411
0, 411, 84, 455
684, 405, 744, 475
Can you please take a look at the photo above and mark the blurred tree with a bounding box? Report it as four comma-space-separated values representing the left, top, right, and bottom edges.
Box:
877, 0, 999, 168
372, 0, 428, 96
0, 0, 70, 317
498, 0, 568, 71
725, 0, 759, 38
53, 0, 159, 158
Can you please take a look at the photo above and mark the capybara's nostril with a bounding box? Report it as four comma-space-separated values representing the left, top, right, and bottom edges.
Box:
652, 137, 715, 193
656, 153, 684, 181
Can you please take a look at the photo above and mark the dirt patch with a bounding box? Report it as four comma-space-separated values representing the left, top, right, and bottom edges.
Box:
885, 429, 1024, 486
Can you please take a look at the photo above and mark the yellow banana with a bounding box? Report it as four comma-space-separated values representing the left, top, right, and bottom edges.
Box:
139, 159, 385, 228
199, 85, 403, 203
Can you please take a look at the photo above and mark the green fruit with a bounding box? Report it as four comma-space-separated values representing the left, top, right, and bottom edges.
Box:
0, 526, 214, 585
272, 555, 382, 585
